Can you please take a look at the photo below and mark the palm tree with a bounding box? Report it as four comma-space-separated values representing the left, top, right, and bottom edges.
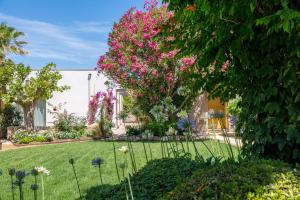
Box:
0, 23, 27, 110
0, 23, 27, 62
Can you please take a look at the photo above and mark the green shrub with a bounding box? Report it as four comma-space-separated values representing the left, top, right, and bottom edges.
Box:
12, 129, 54, 143
126, 126, 145, 136
34, 136, 47, 142
52, 110, 86, 133
85, 158, 199, 200
144, 122, 168, 136
161, 159, 300, 200
40, 131, 54, 142
12, 129, 31, 142
0, 105, 22, 138
19, 137, 34, 144
55, 131, 82, 139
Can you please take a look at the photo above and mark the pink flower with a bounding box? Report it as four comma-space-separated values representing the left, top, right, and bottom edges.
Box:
148, 41, 158, 50
151, 69, 158, 76
221, 60, 230, 72
180, 66, 188, 72
181, 57, 196, 66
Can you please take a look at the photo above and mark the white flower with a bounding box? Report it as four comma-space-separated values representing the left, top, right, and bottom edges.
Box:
166, 127, 177, 136
119, 146, 129, 154
35, 166, 50, 175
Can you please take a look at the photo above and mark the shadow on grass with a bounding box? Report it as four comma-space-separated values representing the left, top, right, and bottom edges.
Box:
83, 157, 199, 200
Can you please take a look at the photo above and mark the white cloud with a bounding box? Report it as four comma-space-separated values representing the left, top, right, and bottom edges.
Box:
0, 13, 109, 64
74, 21, 112, 34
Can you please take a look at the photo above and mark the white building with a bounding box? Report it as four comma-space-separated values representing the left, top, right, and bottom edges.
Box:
32, 69, 119, 127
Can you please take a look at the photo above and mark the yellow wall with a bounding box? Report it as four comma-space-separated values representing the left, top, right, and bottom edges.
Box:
207, 98, 228, 129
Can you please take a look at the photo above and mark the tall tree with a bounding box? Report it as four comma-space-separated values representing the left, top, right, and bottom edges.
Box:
97, 0, 197, 117
2, 63, 69, 130
0, 23, 27, 109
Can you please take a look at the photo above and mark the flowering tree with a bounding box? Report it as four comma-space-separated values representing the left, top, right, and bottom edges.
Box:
97, 0, 196, 115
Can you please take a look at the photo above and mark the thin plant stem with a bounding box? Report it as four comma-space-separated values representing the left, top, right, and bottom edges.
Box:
179, 138, 186, 153
163, 139, 167, 157
19, 184, 23, 200
160, 137, 165, 158
211, 121, 226, 158
217, 139, 226, 159
168, 141, 176, 158
219, 119, 235, 160
10, 175, 15, 200
147, 140, 153, 160
121, 168, 129, 200
71, 164, 82, 199
125, 157, 134, 200
129, 141, 137, 170
233, 131, 241, 155
164, 138, 170, 157
210, 123, 218, 155
34, 176, 38, 200
129, 137, 137, 171
127, 173, 134, 200
127, 139, 137, 173
186, 134, 190, 154
191, 136, 201, 159
174, 136, 179, 152
112, 139, 121, 183
196, 135, 216, 159
142, 141, 149, 162
41, 175, 45, 200
98, 165, 103, 185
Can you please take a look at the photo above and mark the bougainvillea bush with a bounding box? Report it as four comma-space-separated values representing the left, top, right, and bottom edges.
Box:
87, 89, 115, 125
87, 89, 116, 137
97, 0, 197, 117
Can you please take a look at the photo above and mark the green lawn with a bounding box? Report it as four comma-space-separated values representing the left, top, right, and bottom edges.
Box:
0, 140, 236, 199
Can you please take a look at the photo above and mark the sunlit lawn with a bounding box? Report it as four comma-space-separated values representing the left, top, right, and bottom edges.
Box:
0, 140, 237, 199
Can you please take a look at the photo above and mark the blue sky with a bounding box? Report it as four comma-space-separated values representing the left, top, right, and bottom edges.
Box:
0, 0, 146, 69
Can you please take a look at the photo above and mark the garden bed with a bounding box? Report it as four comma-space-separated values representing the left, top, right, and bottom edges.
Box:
11, 136, 93, 146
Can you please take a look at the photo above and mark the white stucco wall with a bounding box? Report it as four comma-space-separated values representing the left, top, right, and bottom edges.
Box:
45, 69, 110, 126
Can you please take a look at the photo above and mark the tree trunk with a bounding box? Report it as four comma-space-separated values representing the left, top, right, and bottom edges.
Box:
23, 102, 36, 131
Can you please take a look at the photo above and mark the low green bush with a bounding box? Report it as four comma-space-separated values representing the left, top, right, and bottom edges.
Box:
55, 131, 83, 139
161, 159, 300, 200
144, 122, 168, 136
12, 130, 54, 143
19, 137, 34, 144
34, 136, 47, 142
85, 158, 199, 200
0, 105, 22, 138
126, 126, 145, 136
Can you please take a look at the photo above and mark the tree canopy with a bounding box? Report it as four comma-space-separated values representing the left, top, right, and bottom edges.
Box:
1, 63, 69, 129
97, 1, 197, 116
164, 0, 300, 162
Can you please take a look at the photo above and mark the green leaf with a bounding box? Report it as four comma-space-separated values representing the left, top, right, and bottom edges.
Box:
264, 102, 280, 113
282, 21, 290, 33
